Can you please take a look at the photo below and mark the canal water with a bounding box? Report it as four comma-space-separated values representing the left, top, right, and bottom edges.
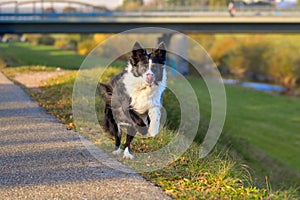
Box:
222, 79, 285, 93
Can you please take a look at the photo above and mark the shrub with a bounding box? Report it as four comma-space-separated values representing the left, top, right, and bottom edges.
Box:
23, 34, 42, 45
77, 39, 97, 55
93, 34, 112, 44
38, 35, 55, 46
54, 37, 77, 50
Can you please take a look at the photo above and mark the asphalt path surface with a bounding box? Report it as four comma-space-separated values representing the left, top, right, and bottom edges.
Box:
0, 72, 171, 200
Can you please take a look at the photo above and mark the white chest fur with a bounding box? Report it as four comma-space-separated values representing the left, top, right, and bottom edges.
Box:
123, 68, 166, 114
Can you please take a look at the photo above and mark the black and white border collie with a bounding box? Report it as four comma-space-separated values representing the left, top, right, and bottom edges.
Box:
99, 42, 167, 159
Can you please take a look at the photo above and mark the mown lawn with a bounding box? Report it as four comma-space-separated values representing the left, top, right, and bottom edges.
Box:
224, 84, 300, 172
0, 42, 299, 199
185, 78, 300, 190
0, 42, 85, 69
188, 78, 300, 173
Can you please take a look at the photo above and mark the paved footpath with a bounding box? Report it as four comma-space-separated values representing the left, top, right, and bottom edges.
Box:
0, 72, 171, 200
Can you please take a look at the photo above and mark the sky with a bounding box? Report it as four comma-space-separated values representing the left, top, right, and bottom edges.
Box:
0, 0, 124, 9
90, 0, 123, 9
97, 0, 152, 8
1, 0, 156, 11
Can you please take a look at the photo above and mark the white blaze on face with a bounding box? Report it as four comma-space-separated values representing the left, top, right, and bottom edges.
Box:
145, 59, 154, 84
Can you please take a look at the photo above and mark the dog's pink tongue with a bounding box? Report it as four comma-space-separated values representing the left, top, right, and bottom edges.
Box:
146, 74, 154, 84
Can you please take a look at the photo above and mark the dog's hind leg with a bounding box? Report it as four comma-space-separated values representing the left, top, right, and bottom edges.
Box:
123, 127, 135, 159
112, 124, 122, 155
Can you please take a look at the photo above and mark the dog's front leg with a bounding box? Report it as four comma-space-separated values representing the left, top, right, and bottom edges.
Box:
147, 106, 161, 137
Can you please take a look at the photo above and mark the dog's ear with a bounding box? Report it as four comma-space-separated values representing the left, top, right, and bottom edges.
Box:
152, 42, 166, 65
130, 42, 146, 66
132, 41, 144, 51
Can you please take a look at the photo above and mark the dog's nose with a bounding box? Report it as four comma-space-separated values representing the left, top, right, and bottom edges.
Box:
146, 73, 154, 84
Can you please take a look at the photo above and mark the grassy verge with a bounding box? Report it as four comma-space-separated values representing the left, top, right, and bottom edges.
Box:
0, 42, 85, 70
0, 42, 299, 199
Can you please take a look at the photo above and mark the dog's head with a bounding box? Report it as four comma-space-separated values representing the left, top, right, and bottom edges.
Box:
129, 42, 166, 86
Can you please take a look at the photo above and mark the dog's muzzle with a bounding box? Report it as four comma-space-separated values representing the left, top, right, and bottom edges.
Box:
146, 73, 154, 84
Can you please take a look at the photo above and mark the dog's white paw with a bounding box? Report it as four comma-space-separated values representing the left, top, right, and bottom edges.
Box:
147, 128, 158, 138
146, 133, 156, 138
123, 147, 134, 159
112, 147, 122, 155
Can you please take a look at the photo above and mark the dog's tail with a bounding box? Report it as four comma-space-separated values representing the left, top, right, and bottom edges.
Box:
98, 83, 118, 135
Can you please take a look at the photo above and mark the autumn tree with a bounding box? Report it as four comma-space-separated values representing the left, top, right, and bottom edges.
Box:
122, 0, 144, 11
62, 6, 77, 13
44, 7, 55, 13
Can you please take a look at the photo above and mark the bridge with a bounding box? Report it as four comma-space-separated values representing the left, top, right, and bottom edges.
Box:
0, 0, 107, 13
1, 15, 300, 33
0, 0, 300, 33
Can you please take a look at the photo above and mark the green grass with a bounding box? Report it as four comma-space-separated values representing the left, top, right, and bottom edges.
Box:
0, 42, 299, 199
187, 78, 300, 189
224, 85, 300, 171
0, 42, 85, 70
188, 78, 300, 172
0, 42, 124, 70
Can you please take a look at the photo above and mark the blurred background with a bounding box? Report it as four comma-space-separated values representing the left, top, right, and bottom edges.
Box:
0, 0, 300, 199
0, 0, 298, 13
